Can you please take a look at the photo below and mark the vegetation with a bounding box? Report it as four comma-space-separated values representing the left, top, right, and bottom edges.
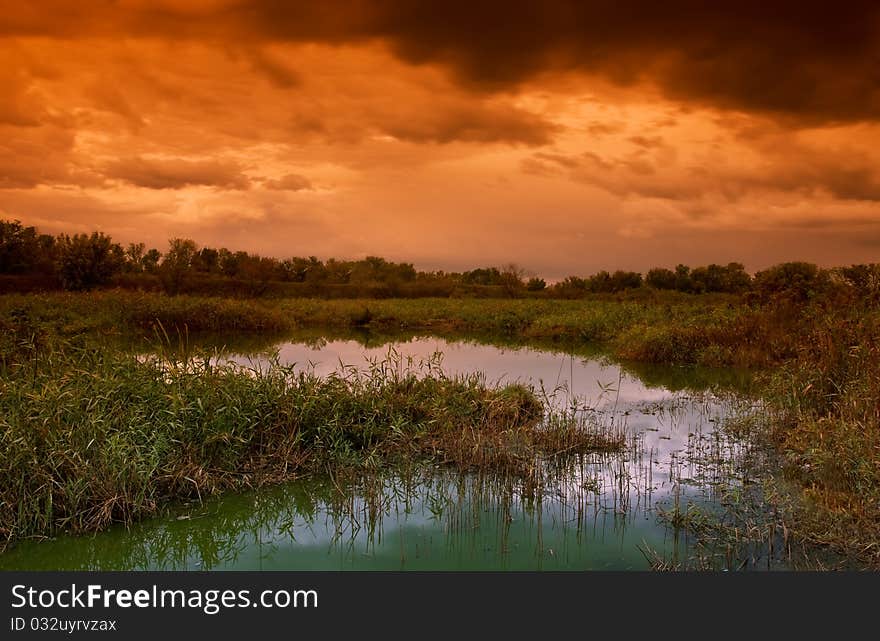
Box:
3, 216, 880, 567
754, 314, 880, 565
640, 303, 880, 568
1, 285, 873, 370
4, 218, 878, 303
0, 333, 621, 543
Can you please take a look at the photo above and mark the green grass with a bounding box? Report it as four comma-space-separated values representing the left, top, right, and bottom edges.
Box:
754, 314, 880, 565
0, 338, 621, 543
649, 307, 880, 568
0, 290, 798, 367
3, 290, 880, 566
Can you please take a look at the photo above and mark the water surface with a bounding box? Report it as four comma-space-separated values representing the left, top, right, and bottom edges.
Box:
0, 334, 773, 571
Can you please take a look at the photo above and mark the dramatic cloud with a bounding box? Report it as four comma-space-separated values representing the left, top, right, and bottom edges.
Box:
3, 2, 879, 123
523, 115, 880, 206
1, 2, 879, 274
105, 157, 251, 190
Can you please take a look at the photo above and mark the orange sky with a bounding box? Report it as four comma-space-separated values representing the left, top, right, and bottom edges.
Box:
1, 1, 879, 278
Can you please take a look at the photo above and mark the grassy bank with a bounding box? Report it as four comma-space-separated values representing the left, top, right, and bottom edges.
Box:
0, 290, 805, 367
754, 315, 880, 566
0, 339, 620, 544
3, 290, 879, 566
647, 313, 880, 568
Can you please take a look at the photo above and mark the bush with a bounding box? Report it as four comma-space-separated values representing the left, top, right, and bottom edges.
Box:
56, 233, 124, 291
526, 277, 546, 291
752, 262, 829, 304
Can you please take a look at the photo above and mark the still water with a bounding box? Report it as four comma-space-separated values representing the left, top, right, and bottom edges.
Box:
0, 334, 768, 570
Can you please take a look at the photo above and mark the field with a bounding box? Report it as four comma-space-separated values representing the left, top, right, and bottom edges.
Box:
0, 289, 809, 367
1, 290, 879, 566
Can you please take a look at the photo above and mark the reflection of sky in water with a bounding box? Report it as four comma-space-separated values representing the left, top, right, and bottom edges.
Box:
230, 337, 721, 494
1, 338, 745, 571
234, 337, 672, 408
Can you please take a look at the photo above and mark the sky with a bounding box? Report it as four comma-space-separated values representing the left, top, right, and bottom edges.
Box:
1, 1, 879, 278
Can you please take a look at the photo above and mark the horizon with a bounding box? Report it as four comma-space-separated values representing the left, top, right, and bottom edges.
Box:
3, 216, 863, 285
2, 2, 880, 279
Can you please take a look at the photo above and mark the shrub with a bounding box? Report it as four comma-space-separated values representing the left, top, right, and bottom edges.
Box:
56, 233, 124, 291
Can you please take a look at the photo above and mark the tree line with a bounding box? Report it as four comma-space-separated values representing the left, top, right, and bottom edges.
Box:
1, 218, 877, 302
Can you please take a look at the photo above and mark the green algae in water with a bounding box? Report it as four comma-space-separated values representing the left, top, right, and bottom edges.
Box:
0, 336, 779, 570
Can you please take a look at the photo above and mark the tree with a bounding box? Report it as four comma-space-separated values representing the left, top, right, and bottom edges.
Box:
551, 276, 588, 298
280, 256, 325, 283
588, 270, 613, 293
324, 258, 351, 284
303, 256, 327, 283
499, 263, 526, 296
526, 277, 546, 291
193, 247, 220, 273
0, 219, 41, 274
753, 262, 827, 304
691, 263, 748, 293
610, 270, 643, 291
462, 267, 502, 286
721, 262, 752, 293
34, 234, 58, 276
646, 267, 677, 290
124, 243, 146, 272
142, 248, 162, 273
160, 238, 198, 294
237, 253, 280, 295
218, 248, 239, 277
674, 264, 693, 292
56, 232, 124, 290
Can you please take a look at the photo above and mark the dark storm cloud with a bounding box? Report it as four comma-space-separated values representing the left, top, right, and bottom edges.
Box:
246, 48, 302, 88
105, 157, 251, 190
254, 1, 880, 124
523, 143, 880, 203
378, 104, 558, 145
5, 1, 879, 124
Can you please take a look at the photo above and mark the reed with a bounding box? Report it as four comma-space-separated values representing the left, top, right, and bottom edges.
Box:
0, 338, 621, 544
0, 290, 801, 367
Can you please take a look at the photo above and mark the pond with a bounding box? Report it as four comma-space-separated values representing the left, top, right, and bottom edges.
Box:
0, 333, 778, 571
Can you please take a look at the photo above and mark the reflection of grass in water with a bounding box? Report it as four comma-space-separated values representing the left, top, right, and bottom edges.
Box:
0, 331, 625, 547
120, 325, 751, 396
2, 387, 766, 571
645, 396, 855, 570
0, 448, 658, 571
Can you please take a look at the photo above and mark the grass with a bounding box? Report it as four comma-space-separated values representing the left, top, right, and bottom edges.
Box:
646, 309, 880, 568
0, 290, 802, 367
754, 314, 880, 566
3, 289, 880, 567
0, 336, 621, 544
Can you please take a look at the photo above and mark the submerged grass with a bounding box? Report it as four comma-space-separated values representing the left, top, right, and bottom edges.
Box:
648, 312, 880, 569
0, 337, 621, 544
753, 315, 880, 566
3, 290, 880, 567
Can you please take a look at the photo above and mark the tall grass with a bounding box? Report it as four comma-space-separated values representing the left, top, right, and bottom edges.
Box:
0, 290, 796, 367
0, 338, 620, 544
756, 312, 880, 564
4, 290, 880, 563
